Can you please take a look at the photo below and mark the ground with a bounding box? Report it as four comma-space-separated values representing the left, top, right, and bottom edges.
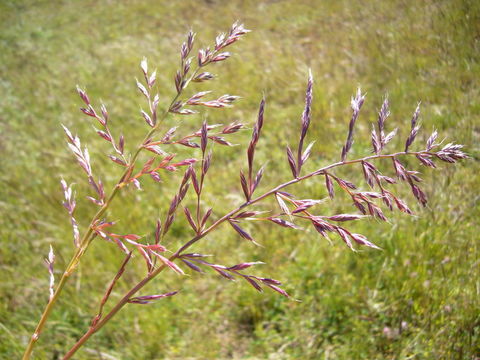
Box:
0, 0, 479, 359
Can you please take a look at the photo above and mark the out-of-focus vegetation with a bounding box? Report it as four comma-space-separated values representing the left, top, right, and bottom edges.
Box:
0, 0, 479, 358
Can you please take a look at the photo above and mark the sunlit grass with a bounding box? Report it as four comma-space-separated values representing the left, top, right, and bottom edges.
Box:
0, 0, 478, 358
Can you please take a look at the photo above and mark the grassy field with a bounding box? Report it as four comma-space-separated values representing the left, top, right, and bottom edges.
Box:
0, 0, 479, 359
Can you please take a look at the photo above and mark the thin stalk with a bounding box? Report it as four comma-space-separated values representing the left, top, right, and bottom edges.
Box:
22, 68, 200, 359
62, 150, 426, 358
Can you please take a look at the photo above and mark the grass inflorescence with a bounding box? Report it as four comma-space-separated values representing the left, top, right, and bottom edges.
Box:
1, 1, 478, 359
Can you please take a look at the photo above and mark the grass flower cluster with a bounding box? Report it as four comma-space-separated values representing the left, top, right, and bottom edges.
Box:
19, 22, 469, 359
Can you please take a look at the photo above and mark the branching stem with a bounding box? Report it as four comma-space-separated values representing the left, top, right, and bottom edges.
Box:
62, 150, 427, 359
22, 67, 202, 360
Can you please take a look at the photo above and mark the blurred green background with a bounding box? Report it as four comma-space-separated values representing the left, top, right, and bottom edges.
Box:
1, 0, 479, 359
